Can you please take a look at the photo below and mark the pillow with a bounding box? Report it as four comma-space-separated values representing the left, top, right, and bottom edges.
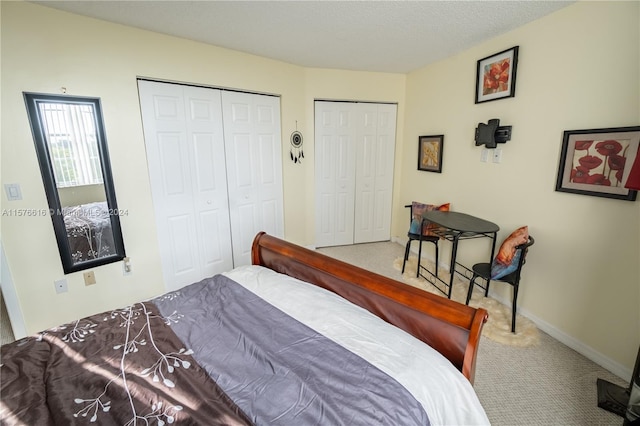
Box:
410, 202, 450, 237
490, 226, 529, 279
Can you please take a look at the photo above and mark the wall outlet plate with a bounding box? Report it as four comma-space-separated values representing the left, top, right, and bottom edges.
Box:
54, 278, 68, 294
83, 271, 96, 286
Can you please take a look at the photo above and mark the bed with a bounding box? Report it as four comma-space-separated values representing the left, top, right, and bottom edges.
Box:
0, 232, 489, 425
63, 201, 115, 262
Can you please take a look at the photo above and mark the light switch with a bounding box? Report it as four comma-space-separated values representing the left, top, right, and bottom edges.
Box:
493, 148, 503, 163
4, 184, 22, 201
480, 149, 489, 163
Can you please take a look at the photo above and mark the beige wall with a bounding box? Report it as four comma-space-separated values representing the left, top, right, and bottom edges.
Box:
1, 1, 638, 375
400, 1, 639, 374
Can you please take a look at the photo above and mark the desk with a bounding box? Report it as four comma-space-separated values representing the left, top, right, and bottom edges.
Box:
420, 211, 499, 299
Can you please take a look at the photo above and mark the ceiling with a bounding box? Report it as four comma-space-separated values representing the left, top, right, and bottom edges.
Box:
33, 1, 574, 73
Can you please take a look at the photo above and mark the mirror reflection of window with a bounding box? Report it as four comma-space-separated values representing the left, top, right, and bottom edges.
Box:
24, 93, 126, 273
38, 102, 108, 207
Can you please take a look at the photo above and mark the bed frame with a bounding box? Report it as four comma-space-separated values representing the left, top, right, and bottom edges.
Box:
251, 232, 488, 384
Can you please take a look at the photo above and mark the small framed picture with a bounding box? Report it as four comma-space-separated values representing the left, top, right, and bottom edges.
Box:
555, 126, 640, 201
418, 135, 444, 173
475, 46, 519, 104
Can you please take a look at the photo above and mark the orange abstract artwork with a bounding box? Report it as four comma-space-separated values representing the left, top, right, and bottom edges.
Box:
421, 141, 440, 168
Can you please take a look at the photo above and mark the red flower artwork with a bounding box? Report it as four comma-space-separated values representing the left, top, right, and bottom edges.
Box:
575, 140, 593, 150
482, 59, 511, 94
595, 140, 622, 156
570, 138, 630, 187
578, 155, 602, 170
608, 154, 626, 171
571, 166, 591, 183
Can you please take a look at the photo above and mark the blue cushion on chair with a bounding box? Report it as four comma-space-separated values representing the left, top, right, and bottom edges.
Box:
409, 218, 421, 235
491, 249, 522, 279
490, 226, 528, 279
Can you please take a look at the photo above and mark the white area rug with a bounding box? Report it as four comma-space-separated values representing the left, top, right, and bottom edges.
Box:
393, 256, 539, 347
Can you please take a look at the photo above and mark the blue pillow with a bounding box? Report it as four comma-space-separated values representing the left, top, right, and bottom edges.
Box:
491, 249, 522, 279
409, 218, 422, 235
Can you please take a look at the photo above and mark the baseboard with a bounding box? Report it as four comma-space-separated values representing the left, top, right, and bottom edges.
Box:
488, 291, 632, 382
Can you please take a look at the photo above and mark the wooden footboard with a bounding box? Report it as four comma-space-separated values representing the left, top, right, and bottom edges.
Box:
251, 232, 488, 384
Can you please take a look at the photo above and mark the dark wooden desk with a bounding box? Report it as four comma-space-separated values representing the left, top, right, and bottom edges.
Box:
421, 211, 499, 299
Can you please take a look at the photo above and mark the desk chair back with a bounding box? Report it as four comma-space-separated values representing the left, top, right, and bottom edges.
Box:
402, 203, 440, 277
465, 235, 535, 333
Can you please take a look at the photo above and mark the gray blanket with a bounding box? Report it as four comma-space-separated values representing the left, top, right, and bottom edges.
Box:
153, 274, 431, 426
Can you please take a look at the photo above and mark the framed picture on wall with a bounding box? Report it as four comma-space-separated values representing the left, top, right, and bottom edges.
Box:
555, 126, 640, 201
418, 135, 444, 173
475, 46, 519, 104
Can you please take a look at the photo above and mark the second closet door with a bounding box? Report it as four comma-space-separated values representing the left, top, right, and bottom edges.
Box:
222, 91, 284, 266
314, 101, 396, 247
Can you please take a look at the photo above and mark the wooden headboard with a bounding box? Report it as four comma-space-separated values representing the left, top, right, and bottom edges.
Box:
251, 232, 488, 384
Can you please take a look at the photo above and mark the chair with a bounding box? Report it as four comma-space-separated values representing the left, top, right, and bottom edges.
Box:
402, 203, 439, 278
465, 235, 535, 333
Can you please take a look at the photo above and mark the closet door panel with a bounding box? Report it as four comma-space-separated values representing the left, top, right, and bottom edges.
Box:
183, 86, 233, 280
371, 103, 397, 242
354, 104, 377, 243
139, 81, 232, 292
314, 102, 356, 247
223, 91, 283, 266
167, 215, 197, 274
199, 209, 228, 268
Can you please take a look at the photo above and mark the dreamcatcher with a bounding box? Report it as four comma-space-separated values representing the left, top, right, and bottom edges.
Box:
290, 124, 304, 164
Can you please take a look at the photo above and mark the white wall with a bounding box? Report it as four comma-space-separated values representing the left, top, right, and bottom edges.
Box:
399, 1, 639, 374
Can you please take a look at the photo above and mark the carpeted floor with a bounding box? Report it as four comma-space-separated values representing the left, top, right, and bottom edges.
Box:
317, 240, 628, 426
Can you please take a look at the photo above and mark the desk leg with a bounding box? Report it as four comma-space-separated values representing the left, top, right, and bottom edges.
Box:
485, 232, 498, 297
448, 234, 460, 299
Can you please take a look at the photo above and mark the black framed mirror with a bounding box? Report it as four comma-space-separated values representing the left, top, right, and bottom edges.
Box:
24, 92, 126, 274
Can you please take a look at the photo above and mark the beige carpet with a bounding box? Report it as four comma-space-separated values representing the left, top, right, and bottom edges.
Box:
394, 256, 540, 347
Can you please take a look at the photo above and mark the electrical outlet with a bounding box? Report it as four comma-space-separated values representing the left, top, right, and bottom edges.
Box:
84, 271, 96, 286
54, 278, 68, 294
123, 257, 132, 275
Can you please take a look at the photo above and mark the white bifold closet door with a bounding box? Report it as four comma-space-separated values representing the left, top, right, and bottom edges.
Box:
221, 90, 284, 266
315, 101, 397, 248
138, 80, 283, 292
